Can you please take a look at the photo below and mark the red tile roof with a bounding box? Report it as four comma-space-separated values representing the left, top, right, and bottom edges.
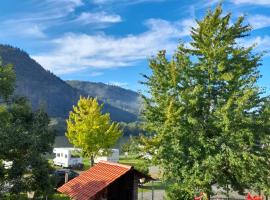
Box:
57, 161, 132, 200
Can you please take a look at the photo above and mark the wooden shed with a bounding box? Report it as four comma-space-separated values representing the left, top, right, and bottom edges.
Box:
58, 161, 153, 200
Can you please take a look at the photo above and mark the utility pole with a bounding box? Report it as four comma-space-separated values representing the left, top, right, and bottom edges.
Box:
65, 171, 69, 183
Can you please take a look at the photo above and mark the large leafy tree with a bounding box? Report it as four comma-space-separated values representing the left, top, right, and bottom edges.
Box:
0, 63, 55, 198
142, 5, 270, 199
3, 98, 55, 198
66, 97, 122, 166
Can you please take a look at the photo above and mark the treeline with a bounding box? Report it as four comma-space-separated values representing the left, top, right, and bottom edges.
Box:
51, 118, 144, 137
119, 122, 145, 136
66, 80, 141, 115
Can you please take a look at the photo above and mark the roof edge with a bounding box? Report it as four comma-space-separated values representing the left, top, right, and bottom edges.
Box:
99, 160, 132, 169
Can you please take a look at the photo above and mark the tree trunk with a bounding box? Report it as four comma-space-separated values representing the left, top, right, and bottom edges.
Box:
90, 155, 94, 167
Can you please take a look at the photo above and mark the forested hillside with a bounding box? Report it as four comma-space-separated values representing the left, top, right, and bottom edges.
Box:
67, 80, 141, 115
0, 45, 138, 122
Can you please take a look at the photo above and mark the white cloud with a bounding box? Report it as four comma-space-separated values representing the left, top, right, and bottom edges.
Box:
92, 0, 164, 5
76, 12, 122, 24
248, 15, 270, 30
0, 0, 84, 39
238, 36, 270, 55
22, 25, 47, 38
0, 22, 47, 38
9, 0, 83, 22
44, 0, 83, 13
232, 0, 270, 6
32, 18, 196, 74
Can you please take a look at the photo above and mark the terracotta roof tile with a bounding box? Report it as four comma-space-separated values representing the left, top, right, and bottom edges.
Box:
57, 161, 132, 200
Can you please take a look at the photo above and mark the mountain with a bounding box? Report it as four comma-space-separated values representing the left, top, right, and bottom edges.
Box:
0, 44, 137, 122
66, 80, 141, 115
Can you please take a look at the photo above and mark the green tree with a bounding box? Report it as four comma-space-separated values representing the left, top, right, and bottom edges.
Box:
121, 136, 142, 155
0, 60, 15, 101
66, 97, 122, 166
142, 5, 270, 199
0, 63, 55, 198
0, 97, 55, 199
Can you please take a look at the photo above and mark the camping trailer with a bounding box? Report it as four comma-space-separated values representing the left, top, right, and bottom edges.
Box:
53, 148, 83, 168
53, 148, 120, 168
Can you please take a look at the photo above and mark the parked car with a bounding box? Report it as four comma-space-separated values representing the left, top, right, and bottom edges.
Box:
53, 169, 79, 188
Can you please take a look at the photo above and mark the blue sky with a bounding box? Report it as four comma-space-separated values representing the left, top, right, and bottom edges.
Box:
0, 0, 269, 93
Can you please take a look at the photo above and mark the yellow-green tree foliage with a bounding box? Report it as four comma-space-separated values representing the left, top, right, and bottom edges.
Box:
142, 5, 270, 199
66, 97, 122, 165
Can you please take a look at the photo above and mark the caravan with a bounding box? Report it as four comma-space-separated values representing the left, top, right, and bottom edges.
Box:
53, 148, 120, 168
53, 148, 83, 168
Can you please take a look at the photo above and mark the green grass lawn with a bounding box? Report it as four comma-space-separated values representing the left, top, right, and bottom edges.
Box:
8, 193, 70, 200
119, 154, 150, 175
138, 180, 168, 194
52, 193, 71, 200
119, 155, 142, 165
140, 181, 167, 190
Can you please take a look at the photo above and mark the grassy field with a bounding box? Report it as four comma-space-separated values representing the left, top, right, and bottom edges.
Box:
139, 181, 167, 191
119, 154, 143, 165
52, 193, 71, 200
82, 154, 149, 171
119, 154, 150, 175
6, 193, 70, 200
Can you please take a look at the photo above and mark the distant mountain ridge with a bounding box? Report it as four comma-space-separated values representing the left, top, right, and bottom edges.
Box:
0, 44, 138, 122
66, 80, 141, 115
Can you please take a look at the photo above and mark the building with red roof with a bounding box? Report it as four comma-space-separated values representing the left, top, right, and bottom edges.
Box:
57, 161, 152, 200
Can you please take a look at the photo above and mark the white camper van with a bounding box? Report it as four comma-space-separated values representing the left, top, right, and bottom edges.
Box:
94, 149, 120, 163
53, 148, 83, 168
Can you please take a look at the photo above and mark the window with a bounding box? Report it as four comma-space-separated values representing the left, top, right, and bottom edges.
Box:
65, 154, 68, 158
57, 153, 60, 157
61, 153, 63, 157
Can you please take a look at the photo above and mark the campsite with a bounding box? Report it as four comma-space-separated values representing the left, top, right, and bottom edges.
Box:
0, 0, 270, 200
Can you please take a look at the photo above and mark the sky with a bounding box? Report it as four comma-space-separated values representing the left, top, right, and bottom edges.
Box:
0, 0, 269, 93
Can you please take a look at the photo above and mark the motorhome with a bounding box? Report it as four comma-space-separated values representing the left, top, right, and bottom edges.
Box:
53, 148, 83, 168
53, 148, 120, 168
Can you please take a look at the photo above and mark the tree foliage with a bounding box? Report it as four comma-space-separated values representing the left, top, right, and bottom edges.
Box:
119, 122, 145, 136
66, 97, 122, 166
0, 63, 55, 198
0, 60, 15, 101
142, 5, 270, 199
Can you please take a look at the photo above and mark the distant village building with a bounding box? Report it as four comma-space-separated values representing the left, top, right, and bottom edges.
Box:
58, 161, 153, 200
